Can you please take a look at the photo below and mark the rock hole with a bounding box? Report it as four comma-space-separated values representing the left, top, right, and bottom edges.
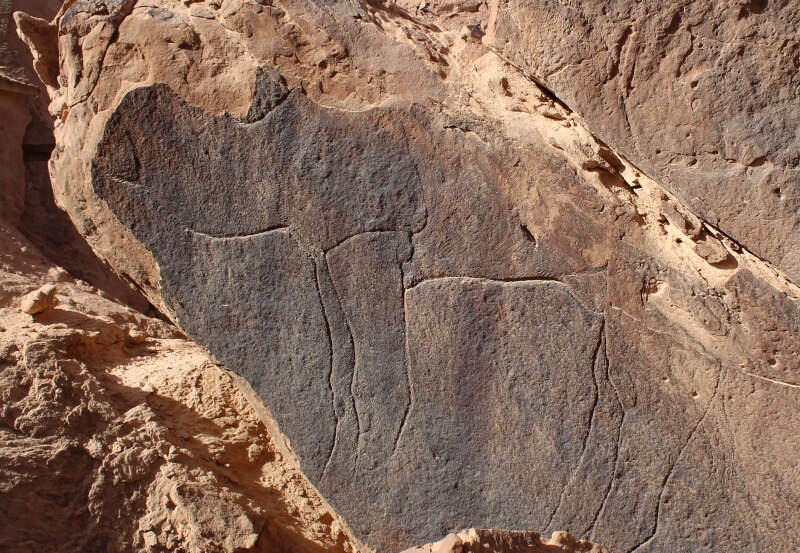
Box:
742, 0, 768, 16
500, 77, 512, 96
709, 256, 739, 270
520, 223, 537, 246
594, 168, 628, 189
641, 278, 663, 302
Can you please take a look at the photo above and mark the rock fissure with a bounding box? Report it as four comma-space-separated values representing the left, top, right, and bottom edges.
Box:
741, 371, 800, 390
405, 275, 606, 317
326, 230, 407, 255
392, 231, 414, 456
324, 250, 362, 467
187, 226, 290, 241
484, 46, 573, 114
484, 46, 800, 301
391, 287, 412, 457
404, 275, 570, 290
586, 310, 624, 541
315, 256, 339, 478
588, 410, 625, 541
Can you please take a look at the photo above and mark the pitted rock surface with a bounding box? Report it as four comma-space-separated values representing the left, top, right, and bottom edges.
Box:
22, 1, 800, 551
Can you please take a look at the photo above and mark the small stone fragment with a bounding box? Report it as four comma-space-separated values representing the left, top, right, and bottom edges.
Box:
694, 234, 732, 266
19, 284, 57, 315
142, 530, 158, 547
460, 25, 484, 43
129, 328, 148, 344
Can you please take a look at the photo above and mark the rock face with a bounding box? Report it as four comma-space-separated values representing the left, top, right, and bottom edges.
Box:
1, 0, 149, 312
0, 217, 365, 553
19, 0, 800, 552
485, 0, 800, 282
401, 529, 607, 553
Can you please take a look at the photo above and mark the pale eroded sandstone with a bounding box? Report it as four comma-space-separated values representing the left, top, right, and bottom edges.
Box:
401, 528, 607, 553
484, 0, 800, 281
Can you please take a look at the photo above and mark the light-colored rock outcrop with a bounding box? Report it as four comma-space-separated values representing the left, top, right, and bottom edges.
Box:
0, 218, 366, 553
15, 1, 800, 552
402, 529, 607, 553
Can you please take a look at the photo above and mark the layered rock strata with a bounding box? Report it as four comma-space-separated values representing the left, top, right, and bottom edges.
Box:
17, 1, 800, 552
484, 0, 800, 282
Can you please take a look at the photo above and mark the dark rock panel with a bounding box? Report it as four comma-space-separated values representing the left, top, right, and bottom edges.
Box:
174, 230, 336, 482
89, 79, 616, 550
64, 9, 800, 548
326, 231, 411, 469
394, 278, 605, 542
92, 82, 425, 249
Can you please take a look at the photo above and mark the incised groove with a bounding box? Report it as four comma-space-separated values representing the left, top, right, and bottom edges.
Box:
628, 367, 723, 553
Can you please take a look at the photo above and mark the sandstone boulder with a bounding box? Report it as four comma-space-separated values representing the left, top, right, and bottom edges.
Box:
18, 1, 800, 551
0, 0, 150, 311
402, 528, 607, 553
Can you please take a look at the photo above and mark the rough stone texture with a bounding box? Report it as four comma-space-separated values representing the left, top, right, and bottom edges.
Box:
0, 0, 44, 225
18, 282, 57, 314
19, 1, 800, 552
402, 528, 607, 553
484, 0, 800, 282
0, 0, 150, 311
0, 217, 366, 553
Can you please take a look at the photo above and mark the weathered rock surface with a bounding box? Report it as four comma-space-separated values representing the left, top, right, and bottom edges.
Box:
0, 0, 59, 225
402, 529, 607, 553
18, 0, 800, 552
0, 217, 365, 553
1, 0, 150, 312
484, 0, 800, 282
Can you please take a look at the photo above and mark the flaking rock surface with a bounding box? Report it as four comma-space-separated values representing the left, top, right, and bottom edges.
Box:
20, 1, 800, 552
1, 0, 149, 311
